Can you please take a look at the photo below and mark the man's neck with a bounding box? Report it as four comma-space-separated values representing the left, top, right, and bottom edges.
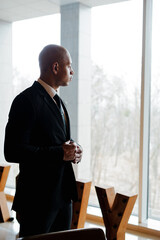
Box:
40, 74, 59, 91
38, 78, 58, 98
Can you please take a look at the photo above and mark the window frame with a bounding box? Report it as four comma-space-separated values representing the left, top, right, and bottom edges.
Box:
139, 0, 153, 223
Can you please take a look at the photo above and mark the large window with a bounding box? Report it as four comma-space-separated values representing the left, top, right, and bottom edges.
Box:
12, 14, 60, 96
90, 0, 143, 216
6, 14, 60, 188
90, 0, 160, 227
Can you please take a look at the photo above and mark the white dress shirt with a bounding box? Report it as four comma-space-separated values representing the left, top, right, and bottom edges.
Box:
37, 78, 57, 99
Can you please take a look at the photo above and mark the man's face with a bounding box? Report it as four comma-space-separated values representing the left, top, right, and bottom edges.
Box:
57, 52, 74, 87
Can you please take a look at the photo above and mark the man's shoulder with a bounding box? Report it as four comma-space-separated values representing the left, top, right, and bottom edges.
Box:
21, 81, 39, 95
11, 82, 43, 108
16, 81, 42, 100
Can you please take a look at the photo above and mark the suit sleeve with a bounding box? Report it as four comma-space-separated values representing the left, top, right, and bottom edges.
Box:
4, 93, 64, 165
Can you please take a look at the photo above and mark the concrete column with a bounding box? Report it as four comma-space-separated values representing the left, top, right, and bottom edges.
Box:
60, 3, 91, 180
0, 20, 14, 186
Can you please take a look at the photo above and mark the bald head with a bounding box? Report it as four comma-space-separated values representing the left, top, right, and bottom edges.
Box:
39, 44, 69, 74
38, 44, 74, 89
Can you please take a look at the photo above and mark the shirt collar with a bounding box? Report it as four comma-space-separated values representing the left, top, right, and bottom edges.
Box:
37, 78, 57, 98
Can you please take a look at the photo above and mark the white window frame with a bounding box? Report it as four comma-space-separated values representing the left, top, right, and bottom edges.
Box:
139, 0, 153, 223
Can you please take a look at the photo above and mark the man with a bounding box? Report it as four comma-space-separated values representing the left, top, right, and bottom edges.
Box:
4, 44, 83, 237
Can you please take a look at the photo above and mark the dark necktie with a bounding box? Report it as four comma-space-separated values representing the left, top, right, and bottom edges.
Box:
53, 94, 61, 109
53, 94, 67, 131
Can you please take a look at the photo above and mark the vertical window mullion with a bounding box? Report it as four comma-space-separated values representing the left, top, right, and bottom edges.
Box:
139, 0, 153, 223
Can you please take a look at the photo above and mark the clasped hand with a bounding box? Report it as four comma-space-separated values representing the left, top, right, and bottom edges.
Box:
62, 140, 82, 164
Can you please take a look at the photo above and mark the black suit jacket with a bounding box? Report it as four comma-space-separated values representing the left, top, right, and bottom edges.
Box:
4, 81, 77, 215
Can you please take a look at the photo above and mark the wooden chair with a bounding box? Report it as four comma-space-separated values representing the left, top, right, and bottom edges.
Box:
71, 180, 91, 229
95, 185, 137, 240
18, 228, 106, 240
0, 165, 11, 222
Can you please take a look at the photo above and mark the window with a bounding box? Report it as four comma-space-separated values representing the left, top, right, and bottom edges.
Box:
6, 14, 60, 188
12, 14, 60, 96
90, 0, 143, 216
90, 0, 160, 228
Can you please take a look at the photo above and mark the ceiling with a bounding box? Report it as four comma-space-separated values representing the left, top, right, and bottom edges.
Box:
0, 0, 128, 22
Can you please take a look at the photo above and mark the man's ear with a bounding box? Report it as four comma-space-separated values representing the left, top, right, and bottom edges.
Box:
52, 62, 59, 74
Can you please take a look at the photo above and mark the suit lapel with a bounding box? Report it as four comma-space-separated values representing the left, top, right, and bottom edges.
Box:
43, 95, 67, 136
34, 81, 67, 136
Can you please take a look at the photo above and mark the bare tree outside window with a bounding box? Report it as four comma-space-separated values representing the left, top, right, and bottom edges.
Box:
90, 64, 140, 214
90, 0, 142, 216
